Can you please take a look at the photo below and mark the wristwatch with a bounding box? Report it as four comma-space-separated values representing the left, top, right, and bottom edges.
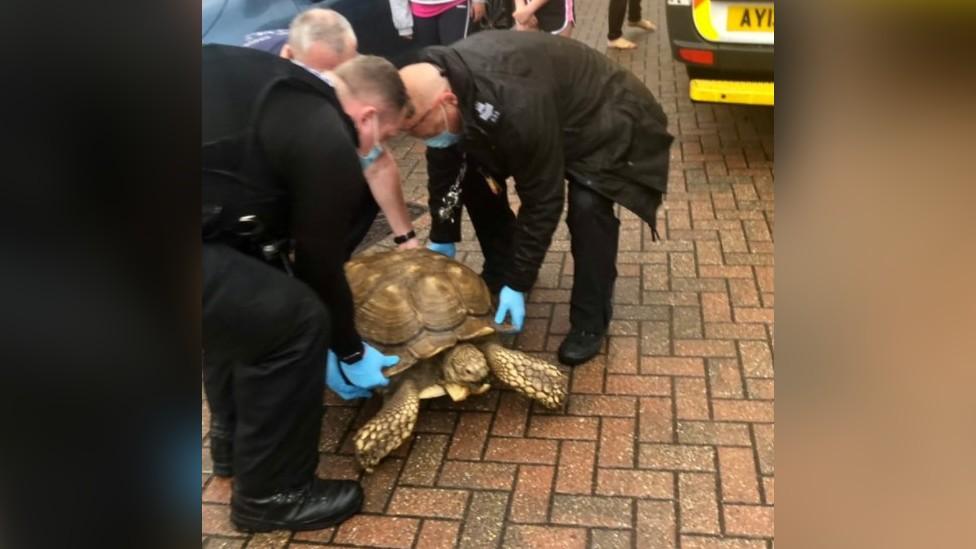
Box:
393, 229, 416, 245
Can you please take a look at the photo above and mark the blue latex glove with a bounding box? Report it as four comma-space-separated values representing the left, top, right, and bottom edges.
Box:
493, 286, 525, 332
326, 351, 372, 400
426, 241, 456, 258
340, 343, 399, 390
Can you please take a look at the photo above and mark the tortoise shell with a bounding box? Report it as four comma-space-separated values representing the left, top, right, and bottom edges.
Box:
344, 248, 496, 376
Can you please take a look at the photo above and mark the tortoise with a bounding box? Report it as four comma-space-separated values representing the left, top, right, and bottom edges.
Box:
344, 247, 568, 472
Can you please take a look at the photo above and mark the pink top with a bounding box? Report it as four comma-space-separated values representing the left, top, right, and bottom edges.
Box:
411, 0, 466, 19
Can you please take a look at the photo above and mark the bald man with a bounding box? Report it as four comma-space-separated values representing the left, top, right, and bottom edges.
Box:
400, 31, 672, 366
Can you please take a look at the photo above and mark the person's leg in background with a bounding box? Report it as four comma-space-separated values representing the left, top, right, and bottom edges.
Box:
413, 1, 471, 47
626, 0, 657, 32
559, 181, 620, 366
411, 9, 443, 47
437, 1, 472, 43
607, 0, 636, 49
203, 243, 362, 531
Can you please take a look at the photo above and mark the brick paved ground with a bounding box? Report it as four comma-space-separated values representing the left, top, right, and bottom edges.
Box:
202, 0, 774, 546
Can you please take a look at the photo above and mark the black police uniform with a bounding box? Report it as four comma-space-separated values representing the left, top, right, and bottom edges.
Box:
202, 44, 369, 499
422, 31, 672, 341
426, 145, 516, 294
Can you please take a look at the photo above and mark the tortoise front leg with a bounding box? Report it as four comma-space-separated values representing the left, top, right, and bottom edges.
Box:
353, 379, 421, 473
481, 342, 567, 409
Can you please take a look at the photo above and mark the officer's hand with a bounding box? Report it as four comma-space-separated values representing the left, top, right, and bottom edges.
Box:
427, 241, 456, 258
326, 351, 372, 400
340, 344, 399, 390
493, 286, 526, 332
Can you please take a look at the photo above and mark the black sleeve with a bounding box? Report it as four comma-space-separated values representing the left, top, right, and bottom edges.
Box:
499, 94, 565, 293
259, 91, 366, 358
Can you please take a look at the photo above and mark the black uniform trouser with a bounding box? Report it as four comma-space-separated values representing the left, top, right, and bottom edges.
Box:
427, 145, 516, 293
203, 243, 328, 497
607, 0, 644, 40
450, 175, 620, 333
566, 180, 619, 333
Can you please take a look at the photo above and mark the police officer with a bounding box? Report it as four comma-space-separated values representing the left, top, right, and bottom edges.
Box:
400, 30, 672, 366
202, 45, 410, 532
386, 0, 509, 266
243, 7, 421, 256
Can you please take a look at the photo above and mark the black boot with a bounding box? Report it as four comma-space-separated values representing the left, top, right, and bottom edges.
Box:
231, 478, 363, 532
209, 419, 234, 477
558, 330, 605, 366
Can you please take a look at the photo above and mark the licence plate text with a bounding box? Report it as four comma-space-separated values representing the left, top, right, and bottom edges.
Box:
727, 6, 774, 32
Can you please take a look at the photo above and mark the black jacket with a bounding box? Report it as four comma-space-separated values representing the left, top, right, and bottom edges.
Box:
422, 31, 673, 292
202, 44, 366, 357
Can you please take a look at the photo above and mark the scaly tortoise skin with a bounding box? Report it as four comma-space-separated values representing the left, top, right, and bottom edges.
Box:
344, 248, 568, 472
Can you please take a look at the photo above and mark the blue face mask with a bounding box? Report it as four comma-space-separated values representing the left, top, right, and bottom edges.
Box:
358, 115, 384, 171
359, 144, 383, 170
425, 105, 462, 149
425, 131, 462, 149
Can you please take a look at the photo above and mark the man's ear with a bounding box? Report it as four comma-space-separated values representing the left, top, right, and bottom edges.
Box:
280, 44, 294, 60
443, 91, 459, 107
360, 106, 379, 128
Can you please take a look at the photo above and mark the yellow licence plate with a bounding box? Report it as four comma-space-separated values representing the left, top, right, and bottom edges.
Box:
727, 6, 774, 32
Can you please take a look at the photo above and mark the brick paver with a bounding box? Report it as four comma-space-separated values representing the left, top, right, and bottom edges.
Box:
201, 0, 773, 546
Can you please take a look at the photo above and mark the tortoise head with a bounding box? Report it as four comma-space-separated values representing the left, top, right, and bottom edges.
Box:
441, 343, 489, 384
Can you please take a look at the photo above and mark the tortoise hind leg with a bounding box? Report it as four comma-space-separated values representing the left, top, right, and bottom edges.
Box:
481, 342, 567, 409
353, 378, 421, 473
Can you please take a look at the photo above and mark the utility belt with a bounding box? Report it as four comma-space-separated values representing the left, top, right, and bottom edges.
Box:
203, 204, 294, 276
